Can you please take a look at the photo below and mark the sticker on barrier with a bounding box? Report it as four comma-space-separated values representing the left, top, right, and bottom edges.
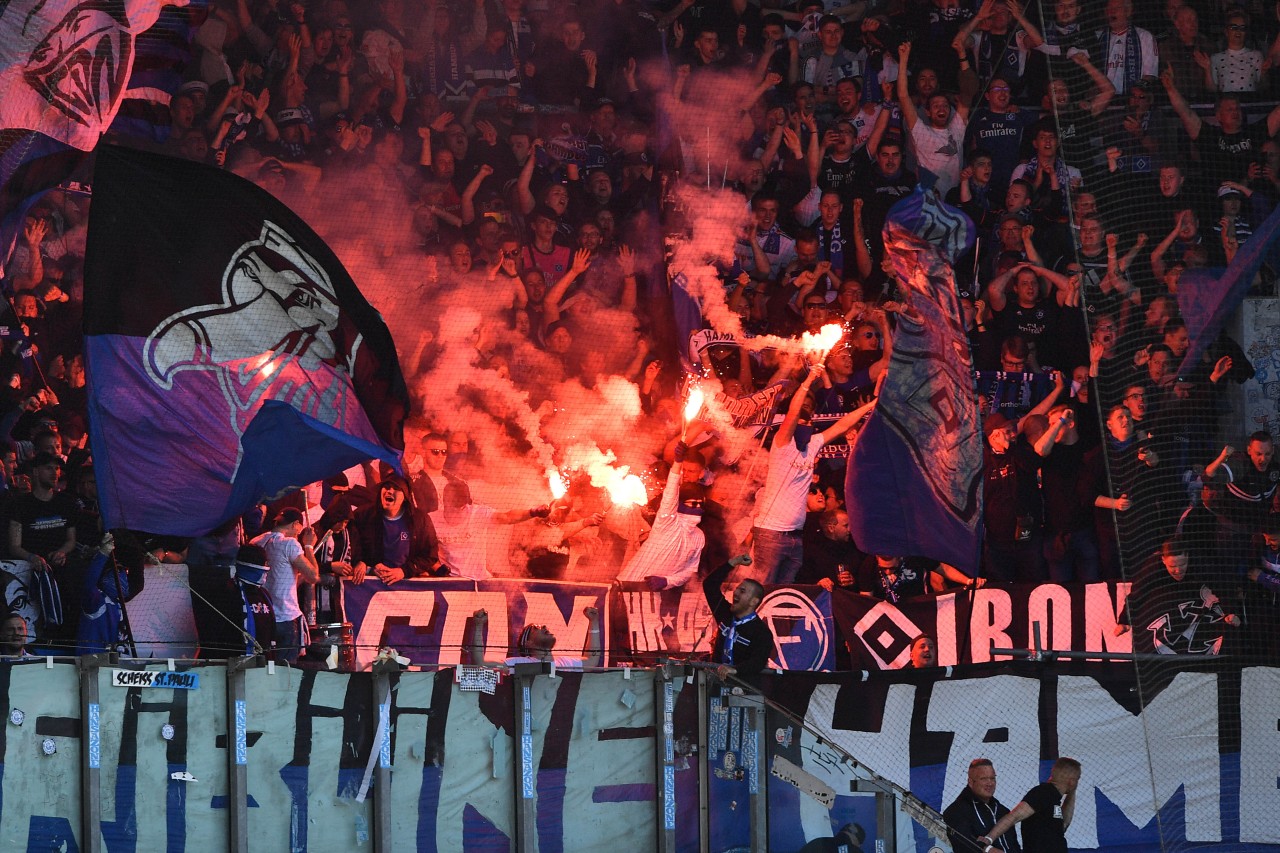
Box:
110, 669, 200, 689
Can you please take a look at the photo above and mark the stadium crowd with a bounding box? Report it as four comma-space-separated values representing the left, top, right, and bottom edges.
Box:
0, 0, 1277, 663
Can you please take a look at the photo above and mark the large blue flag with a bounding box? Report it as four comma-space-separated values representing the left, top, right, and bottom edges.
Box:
845, 189, 984, 575
1176, 204, 1280, 378
83, 145, 408, 535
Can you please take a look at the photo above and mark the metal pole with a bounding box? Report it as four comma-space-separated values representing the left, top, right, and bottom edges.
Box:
697, 670, 710, 853
371, 667, 394, 853
225, 655, 257, 853
79, 653, 110, 853
655, 664, 680, 853
512, 663, 545, 852
742, 697, 768, 849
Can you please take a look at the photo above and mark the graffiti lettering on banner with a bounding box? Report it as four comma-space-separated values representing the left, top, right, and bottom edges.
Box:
456, 665, 500, 694
616, 582, 834, 670
110, 669, 200, 689
345, 578, 609, 670
717, 384, 784, 429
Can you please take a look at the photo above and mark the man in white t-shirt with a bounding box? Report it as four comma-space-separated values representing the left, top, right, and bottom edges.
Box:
752, 365, 878, 584
251, 508, 319, 664
430, 482, 550, 580
897, 40, 970, 196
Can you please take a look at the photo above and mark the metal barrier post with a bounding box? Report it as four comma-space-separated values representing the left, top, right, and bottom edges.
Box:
79, 653, 112, 853
512, 663, 544, 852
371, 667, 395, 853
225, 655, 260, 853
696, 670, 710, 853
654, 664, 681, 853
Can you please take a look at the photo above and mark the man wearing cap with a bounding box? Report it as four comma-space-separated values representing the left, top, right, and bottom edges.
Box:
352, 475, 442, 583
1214, 182, 1253, 254
251, 508, 319, 664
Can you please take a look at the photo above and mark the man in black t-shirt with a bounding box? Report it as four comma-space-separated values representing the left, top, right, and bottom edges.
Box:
7, 451, 79, 648
979, 757, 1081, 853
7, 452, 77, 568
1163, 69, 1280, 189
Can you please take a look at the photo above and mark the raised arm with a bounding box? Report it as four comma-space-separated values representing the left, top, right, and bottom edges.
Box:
819, 391, 878, 443
776, 364, 823, 445
1071, 51, 1116, 116
1160, 64, 1202, 139
542, 248, 592, 330
897, 42, 918, 131
581, 606, 602, 667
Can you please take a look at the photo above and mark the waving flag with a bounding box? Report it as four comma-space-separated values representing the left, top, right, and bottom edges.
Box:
0, 0, 195, 279
1176, 204, 1280, 378
0, 0, 192, 150
846, 189, 983, 575
84, 145, 408, 535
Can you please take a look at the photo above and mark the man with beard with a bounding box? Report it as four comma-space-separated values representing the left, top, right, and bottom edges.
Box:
352, 474, 442, 583
8, 451, 76, 647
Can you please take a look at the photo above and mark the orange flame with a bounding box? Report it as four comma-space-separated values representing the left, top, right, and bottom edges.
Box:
607, 473, 648, 507
547, 469, 567, 500
683, 386, 705, 424
800, 322, 845, 360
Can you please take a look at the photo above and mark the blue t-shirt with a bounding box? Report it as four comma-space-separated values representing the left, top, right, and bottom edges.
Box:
382, 514, 411, 569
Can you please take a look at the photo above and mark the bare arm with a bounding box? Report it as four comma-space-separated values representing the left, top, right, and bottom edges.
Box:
777, 365, 822, 445
291, 532, 320, 585
819, 393, 878, 443
542, 249, 592, 330
1204, 445, 1234, 480
1035, 410, 1071, 457
460, 163, 494, 225
866, 107, 890, 158
618, 245, 638, 311
982, 800, 1035, 846
1072, 52, 1116, 115
581, 606, 603, 667
516, 141, 540, 215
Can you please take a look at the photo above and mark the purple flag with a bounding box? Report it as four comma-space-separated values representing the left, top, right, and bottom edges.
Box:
846, 189, 983, 575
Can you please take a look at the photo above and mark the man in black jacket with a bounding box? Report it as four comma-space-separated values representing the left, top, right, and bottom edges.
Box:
702, 554, 774, 678
351, 475, 442, 583
944, 759, 1021, 853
